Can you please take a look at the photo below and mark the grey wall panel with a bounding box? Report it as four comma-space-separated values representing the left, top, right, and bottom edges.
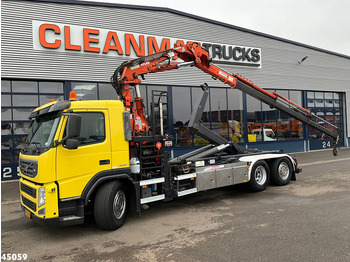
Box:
2, 0, 349, 92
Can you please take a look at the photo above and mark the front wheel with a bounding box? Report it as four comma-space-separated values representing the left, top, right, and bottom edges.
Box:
270, 157, 293, 186
94, 181, 128, 230
248, 160, 270, 192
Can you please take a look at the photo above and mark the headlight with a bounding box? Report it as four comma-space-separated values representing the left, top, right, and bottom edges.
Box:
38, 187, 46, 207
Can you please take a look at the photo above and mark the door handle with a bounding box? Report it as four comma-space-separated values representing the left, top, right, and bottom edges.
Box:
99, 159, 110, 165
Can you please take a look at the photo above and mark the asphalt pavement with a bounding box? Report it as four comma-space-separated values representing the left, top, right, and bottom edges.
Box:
1, 148, 350, 262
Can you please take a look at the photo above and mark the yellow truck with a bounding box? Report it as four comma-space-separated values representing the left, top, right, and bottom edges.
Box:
19, 43, 338, 230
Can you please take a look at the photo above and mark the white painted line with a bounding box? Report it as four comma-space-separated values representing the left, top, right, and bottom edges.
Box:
300, 157, 350, 167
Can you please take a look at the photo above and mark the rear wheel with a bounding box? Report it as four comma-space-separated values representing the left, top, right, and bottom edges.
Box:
248, 160, 270, 192
270, 157, 293, 186
94, 181, 127, 230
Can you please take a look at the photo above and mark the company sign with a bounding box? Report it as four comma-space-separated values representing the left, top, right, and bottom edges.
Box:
33, 21, 262, 68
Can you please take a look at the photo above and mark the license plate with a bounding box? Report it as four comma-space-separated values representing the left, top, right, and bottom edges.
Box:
24, 209, 32, 219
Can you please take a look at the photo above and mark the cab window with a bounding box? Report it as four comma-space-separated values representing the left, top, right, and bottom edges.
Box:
65, 112, 105, 146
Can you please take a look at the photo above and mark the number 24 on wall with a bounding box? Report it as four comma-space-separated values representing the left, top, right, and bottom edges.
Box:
322, 141, 331, 148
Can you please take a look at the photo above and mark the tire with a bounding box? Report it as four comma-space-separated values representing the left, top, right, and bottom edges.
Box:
248, 160, 270, 192
270, 157, 293, 186
94, 181, 128, 230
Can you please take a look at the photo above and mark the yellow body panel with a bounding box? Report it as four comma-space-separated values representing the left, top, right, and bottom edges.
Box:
19, 178, 59, 219
56, 109, 111, 199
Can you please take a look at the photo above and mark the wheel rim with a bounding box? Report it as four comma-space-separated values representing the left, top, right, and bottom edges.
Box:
113, 190, 126, 220
254, 166, 267, 185
278, 162, 290, 180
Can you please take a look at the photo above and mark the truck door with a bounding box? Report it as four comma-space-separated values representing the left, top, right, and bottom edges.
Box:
56, 110, 111, 199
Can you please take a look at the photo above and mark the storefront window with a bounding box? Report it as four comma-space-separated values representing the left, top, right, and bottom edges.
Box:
173, 87, 192, 147
1, 95, 11, 107
227, 89, 243, 143
12, 81, 38, 93
39, 95, 64, 106
210, 88, 228, 139
1, 80, 11, 93
39, 82, 64, 93
1, 80, 64, 170
98, 83, 118, 100
246, 94, 262, 142
71, 82, 98, 100
1, 108, 12, 121
13, 95, 38, 107
307, 91, 343, 144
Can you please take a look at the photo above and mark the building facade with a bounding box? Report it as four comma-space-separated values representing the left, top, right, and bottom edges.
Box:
2, 0, 350, 180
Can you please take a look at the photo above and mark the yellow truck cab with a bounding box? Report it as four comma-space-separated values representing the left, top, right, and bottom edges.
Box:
19, 99, 132, 227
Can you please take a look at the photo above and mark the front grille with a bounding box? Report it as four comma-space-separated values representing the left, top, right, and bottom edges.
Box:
22, 195, 36, 212
21, 183, 37, 198
19, 159, 38, 178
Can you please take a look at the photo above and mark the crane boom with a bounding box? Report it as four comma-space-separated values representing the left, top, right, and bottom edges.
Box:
111, 42, 339, 155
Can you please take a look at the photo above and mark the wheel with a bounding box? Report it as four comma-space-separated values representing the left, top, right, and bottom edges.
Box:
94, 181, 127, 230
270, 157, 293, 186
248, 160, 270, 192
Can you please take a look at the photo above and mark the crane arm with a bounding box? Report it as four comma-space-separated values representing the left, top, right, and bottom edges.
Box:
111, 42, 339, 155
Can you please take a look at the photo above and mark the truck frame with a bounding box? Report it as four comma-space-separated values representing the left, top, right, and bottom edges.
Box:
18, 42, 338, 230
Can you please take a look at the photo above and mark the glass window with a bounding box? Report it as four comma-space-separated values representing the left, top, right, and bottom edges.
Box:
13, 95, 38, 107
307, 92, 314, 99
192, 87, 209, 122
191, 87, 210, 146
71, 82, 98, 100
1, 80, 11, 93
307, 99, 315, 108
172, 87, 192, 147
99, 83, 118, 100
227, 89, 243, 143
1, 151, 13, 164
325, 100, 333, 108
210, 88, 228, 139
290, 91, 302, 106
1, 136, 13, 150
315, 92, 324, 99
324, 93, 333, 99
1, 94, 11, 107
2, 123, 12, 135
14, 151, 21, 163
12, 81, 38, 93
26, 112, 60, 148
13, 108, 34, 121
147, 86, 167, 114
39, 82, 64, 93
262, 101, 277, 142
74, 112, 105, 146
13, 136, 27, 149
315, 100, 325, 107
1, 108, 12, 121
289, 91, 303, 139
13, 122, 31, 135
39, 95, 64, 106
246, 94, 262, 142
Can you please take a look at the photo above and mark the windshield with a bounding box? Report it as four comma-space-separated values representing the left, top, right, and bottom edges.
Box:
26, 112, 61, 148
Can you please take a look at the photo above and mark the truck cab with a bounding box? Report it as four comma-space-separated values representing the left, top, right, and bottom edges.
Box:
19, 99, 130, 226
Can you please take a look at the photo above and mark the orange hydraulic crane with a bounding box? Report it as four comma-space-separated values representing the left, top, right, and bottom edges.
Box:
111, 42, 339, 155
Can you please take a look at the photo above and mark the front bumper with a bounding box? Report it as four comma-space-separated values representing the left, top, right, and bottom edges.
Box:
21, 204, 84, 227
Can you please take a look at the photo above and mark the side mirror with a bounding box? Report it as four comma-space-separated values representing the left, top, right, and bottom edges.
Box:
65, 114, 81, 139
65, 138, 80, 150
